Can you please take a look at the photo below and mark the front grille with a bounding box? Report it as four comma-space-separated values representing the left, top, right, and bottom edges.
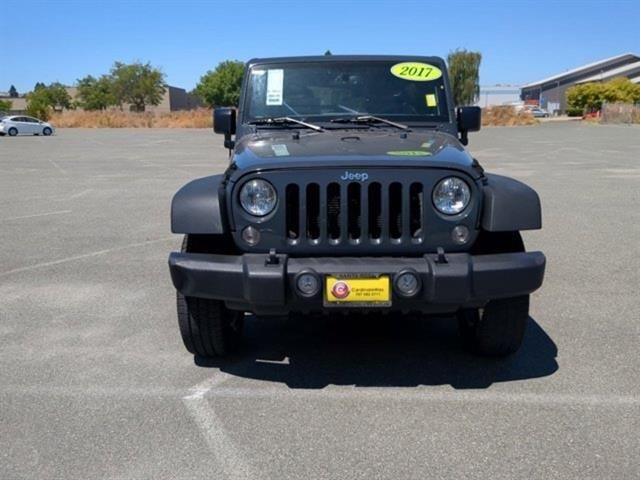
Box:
285, 181, 424, 246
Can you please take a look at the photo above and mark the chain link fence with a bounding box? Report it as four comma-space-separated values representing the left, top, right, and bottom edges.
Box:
600, 102, 640, 124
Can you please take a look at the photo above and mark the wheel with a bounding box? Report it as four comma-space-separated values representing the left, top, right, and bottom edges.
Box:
43, 127, 52, 136
458, 296, 529, 357
461, 230, 529, 356
176, 235, 243, 357
177, 293, 243, 357
8, 127, 17, 136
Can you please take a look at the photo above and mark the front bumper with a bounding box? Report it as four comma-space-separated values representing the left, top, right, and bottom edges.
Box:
168, 251, 545, 315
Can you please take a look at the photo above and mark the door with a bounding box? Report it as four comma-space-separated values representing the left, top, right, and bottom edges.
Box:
13, 117, 33, 134
10, 117, 26, 134
24, 117, 41, 133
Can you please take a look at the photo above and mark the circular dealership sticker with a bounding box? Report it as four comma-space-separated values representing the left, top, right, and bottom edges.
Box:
390, 62, 443, 81
331, 281, 351, 299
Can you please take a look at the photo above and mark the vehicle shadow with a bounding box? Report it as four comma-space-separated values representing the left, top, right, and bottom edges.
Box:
196, 314, 558, 389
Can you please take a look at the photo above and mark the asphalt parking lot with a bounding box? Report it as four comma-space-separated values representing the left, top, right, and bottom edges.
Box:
1, 123, 639, 479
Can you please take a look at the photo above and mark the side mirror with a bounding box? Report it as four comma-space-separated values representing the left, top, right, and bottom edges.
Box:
457, 106, 481, 146
213, 108, 236, 150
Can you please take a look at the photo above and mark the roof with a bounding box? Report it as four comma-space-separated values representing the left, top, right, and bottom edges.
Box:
577, 61, 640, 83
247, 55, 446, 66
521, 53, 640, 88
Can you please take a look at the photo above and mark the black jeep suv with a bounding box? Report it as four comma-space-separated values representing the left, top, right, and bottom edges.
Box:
169, 56, 545, 358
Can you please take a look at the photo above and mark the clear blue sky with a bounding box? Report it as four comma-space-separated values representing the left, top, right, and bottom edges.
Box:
2, 0, 639, 93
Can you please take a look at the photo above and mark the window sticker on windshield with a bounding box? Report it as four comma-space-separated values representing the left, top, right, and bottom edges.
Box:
271, 144, 289, 156
387, 150, 432, 156
390, 62, 442, 81
425, 94, 437, 107
266, 69, 284, 106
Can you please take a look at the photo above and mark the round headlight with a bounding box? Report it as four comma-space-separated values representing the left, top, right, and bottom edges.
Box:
432, 177, 471, 215
239, 179, 277, 216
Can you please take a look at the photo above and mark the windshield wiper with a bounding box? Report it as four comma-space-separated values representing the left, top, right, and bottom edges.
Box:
330, 115, 409, 130
248, 116, 324, 132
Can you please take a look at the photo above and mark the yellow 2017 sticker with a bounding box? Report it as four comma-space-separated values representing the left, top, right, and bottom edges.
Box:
390, 62, 443, 81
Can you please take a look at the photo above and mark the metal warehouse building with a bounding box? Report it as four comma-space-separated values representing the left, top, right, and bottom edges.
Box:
520, 53, 640, 114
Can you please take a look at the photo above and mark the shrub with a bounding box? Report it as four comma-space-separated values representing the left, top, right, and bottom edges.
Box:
566, 77, 640, 112
0, 99, 12, 112
565, 106, 583, 117
482, 106, 537, 126
49, 109, 212, 128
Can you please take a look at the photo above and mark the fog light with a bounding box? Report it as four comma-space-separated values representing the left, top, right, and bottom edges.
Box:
451, 225, 470, 245
394, 270, 421, 297
242, 226, 260, 246
295, 271, 320, 297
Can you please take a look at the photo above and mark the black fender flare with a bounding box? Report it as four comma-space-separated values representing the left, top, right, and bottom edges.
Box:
171, 175, 227, 234
481, 174, 542, 231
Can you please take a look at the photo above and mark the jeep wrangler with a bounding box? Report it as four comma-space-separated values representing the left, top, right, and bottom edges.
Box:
168, 56, 545, 358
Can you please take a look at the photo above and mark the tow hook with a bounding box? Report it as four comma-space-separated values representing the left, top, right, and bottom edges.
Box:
266, 248, 280, 266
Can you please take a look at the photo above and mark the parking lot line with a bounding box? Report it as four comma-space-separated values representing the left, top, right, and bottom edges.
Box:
0, 236, 175, 277
47, 159, 67, 175
206, 386, 640, 408
183, 373, 256, 480
1, 210, 72, 222
3, 380, 638, 409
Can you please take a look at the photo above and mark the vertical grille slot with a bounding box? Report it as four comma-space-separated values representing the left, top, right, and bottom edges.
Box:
285, 184, 299, 240
306, 183, 320, 240
282, 175, 428, 247
409, 182, 424, 239
347, 183, 361, 240
327, 183, 341, 240
389, 182, 402, 239
368, 182, 382, 240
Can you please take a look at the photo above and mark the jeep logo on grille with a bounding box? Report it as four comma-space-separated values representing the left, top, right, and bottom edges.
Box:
340, 171, 369, 182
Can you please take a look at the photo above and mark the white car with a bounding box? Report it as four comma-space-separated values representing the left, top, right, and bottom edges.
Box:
0, 115, 55, 136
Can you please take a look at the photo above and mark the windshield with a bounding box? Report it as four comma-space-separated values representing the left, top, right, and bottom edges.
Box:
244, 60, 450, 124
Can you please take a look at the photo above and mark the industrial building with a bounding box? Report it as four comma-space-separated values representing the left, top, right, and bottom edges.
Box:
520, 53, 640, 114
0, 85, 201, 115
475, 85, 522, 108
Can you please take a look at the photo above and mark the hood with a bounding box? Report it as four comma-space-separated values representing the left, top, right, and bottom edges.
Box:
231, 128, 480, 178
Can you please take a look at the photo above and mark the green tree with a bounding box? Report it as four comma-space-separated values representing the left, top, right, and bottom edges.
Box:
110, 61, 166, 112
447, 49, 482, 106
76, 75, 117, 110
25, 82, 72, 119
8, 85, 18, 97
26, 89, 52, 120
194, 60, 245, 107
45, 82, 73, 110
34, 82, 46, 91
0, 99, 12, 111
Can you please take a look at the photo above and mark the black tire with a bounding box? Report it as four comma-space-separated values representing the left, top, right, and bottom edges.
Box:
176, 235, 243, 357
177, 293, 243, 357
458, 296, 529, 357
8, 127, 17, 136
460, 230, 529, 356
43, 127, 52, 136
